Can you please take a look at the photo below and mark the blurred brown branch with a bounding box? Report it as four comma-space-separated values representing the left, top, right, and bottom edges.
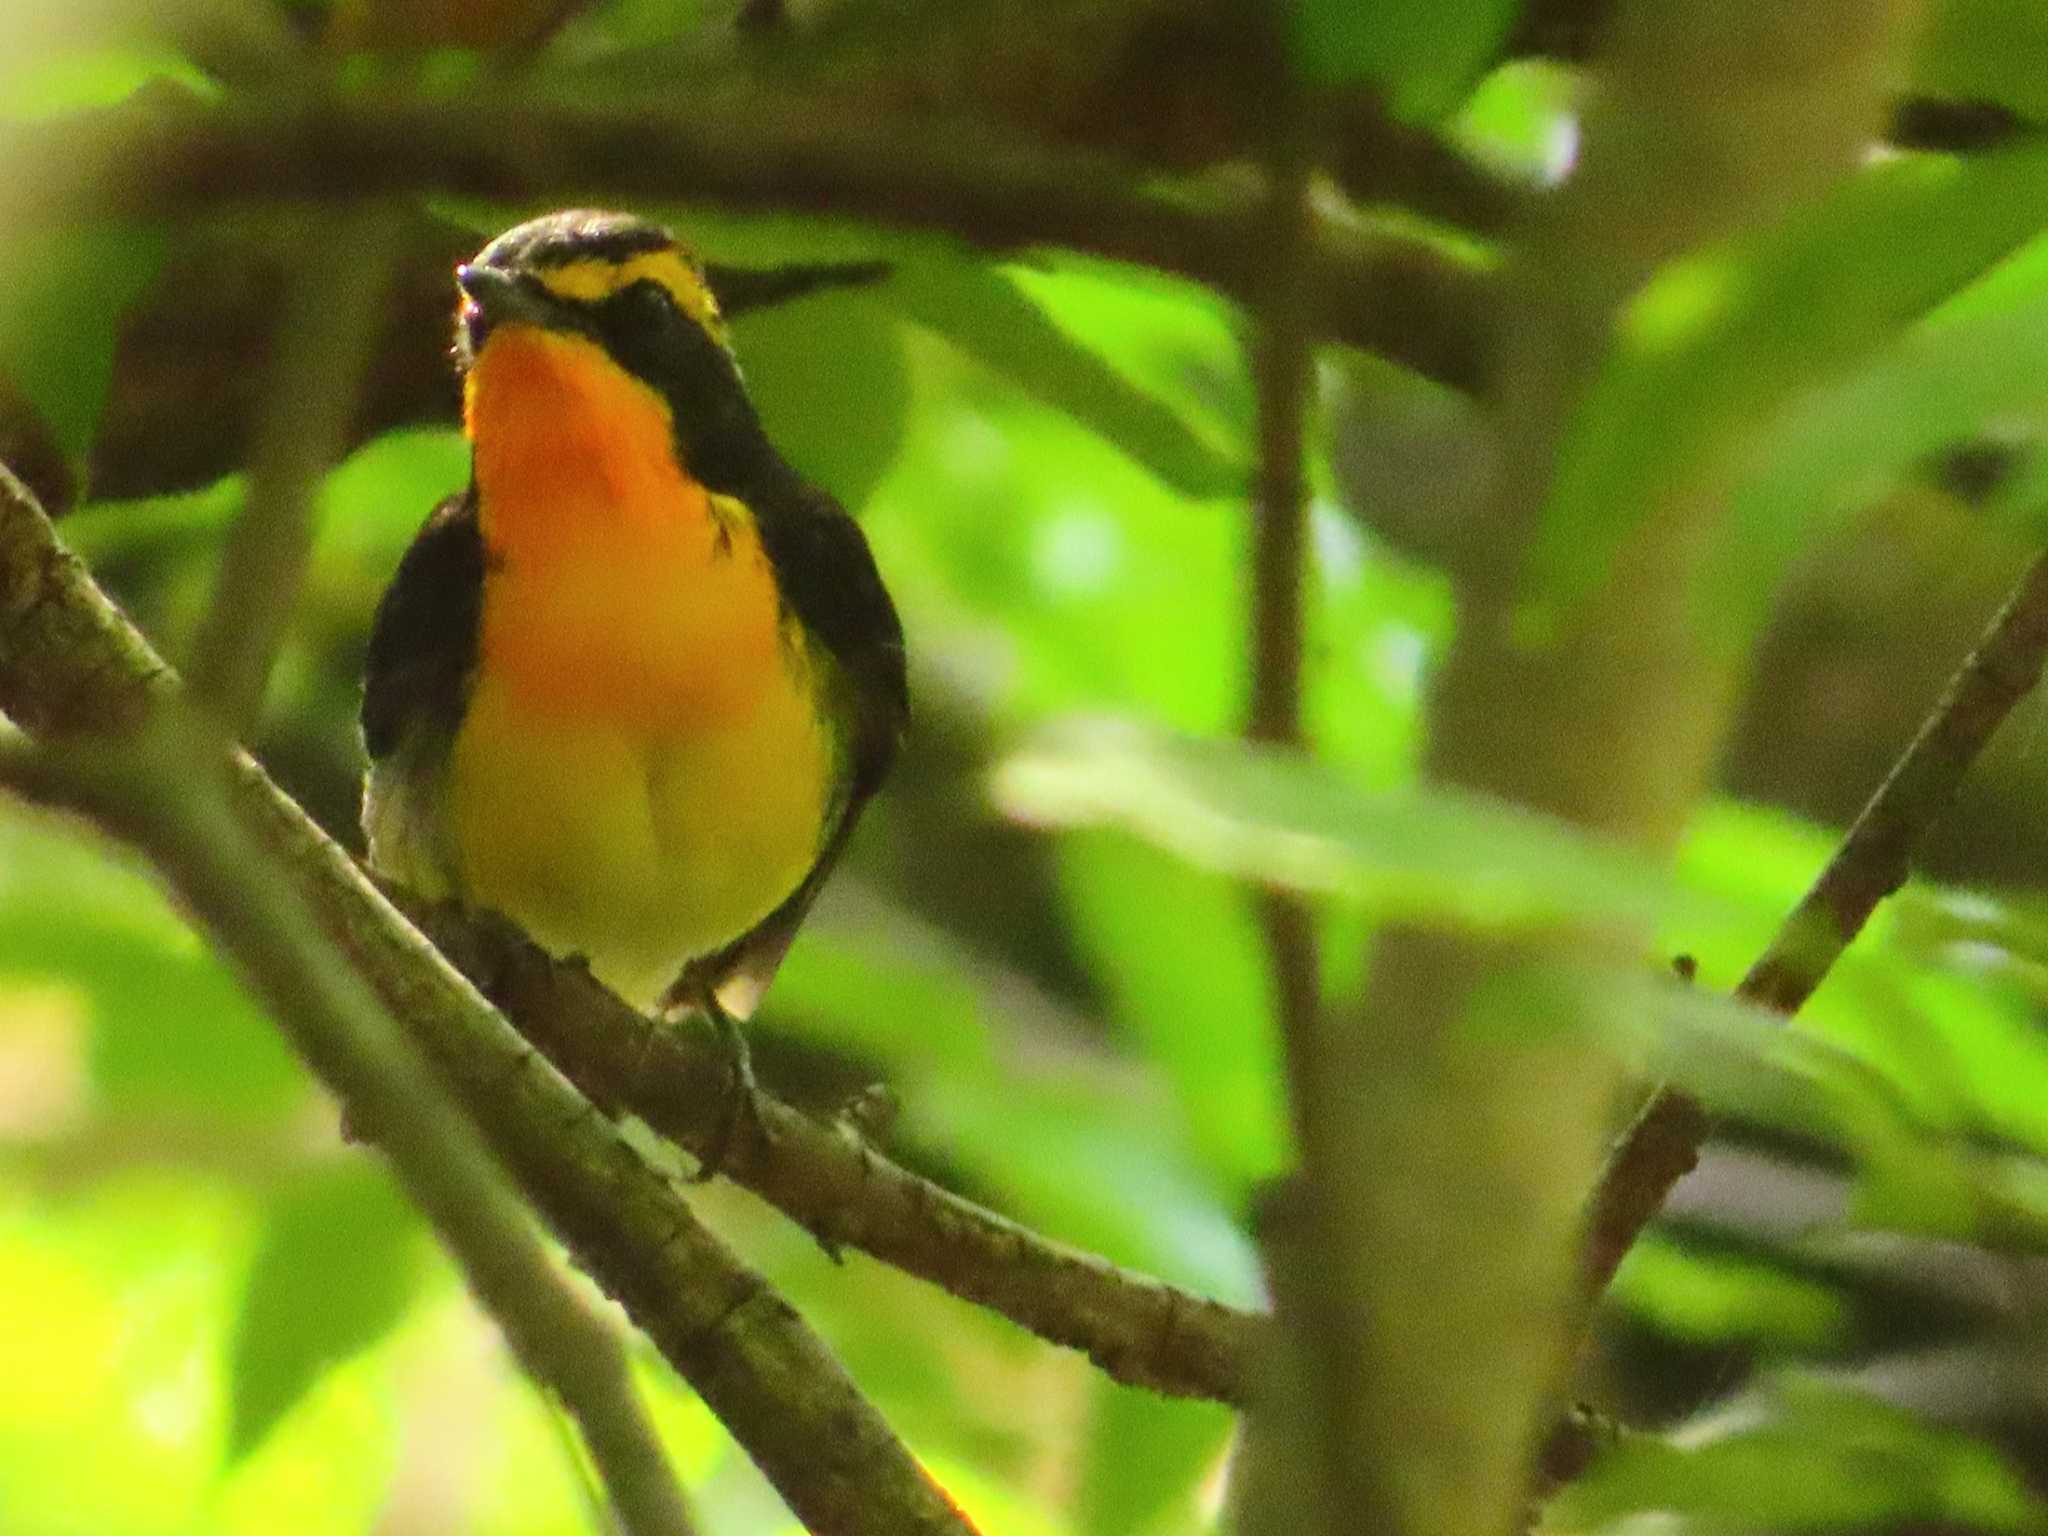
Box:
1233, 96, 1349, 1534
187, 208, 400, 733
1, 86, 1499, 396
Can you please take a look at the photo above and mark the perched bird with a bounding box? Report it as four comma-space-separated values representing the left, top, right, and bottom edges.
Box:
361, 209, 907, 1047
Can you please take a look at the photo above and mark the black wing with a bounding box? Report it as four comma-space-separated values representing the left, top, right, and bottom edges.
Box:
680, 475, 908, 1018
361, 489, 485, 763
359, 490, 485, 894
759, 477, 908, 801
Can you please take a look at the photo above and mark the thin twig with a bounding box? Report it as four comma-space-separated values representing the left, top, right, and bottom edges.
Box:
0, 90, 1499, 394
1580, 548, 2048, 1299
1235, 114, 1353, 1536
188, 207, 401, 737
0, 718, 697, 1536
0, 465, 981, 1536
1244, 135, 1321, 1114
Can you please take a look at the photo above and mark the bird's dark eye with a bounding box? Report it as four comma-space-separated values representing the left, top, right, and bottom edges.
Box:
613, 278, 679, 329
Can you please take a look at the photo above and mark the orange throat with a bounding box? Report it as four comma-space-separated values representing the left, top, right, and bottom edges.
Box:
447, 324, 835, 1002
462, 324, 788, 731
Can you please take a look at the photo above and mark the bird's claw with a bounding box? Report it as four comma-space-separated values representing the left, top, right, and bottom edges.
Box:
690, 997, 772, 1182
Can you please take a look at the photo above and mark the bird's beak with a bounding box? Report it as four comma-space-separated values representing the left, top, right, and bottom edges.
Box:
455, 263, 551, 328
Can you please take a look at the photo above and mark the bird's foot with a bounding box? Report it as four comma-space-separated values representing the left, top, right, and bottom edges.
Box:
835, 1080, 897, 1143
689, 997, 772, 1183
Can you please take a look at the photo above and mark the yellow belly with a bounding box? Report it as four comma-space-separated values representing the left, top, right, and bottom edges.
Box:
439, 322, 836, 1008
447, 656, 833, 1011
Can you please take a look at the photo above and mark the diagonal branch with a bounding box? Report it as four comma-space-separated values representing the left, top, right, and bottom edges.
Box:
1578, 547, 2048, 1302
0, 718, 700, 1536
0, 445, 1253, 1397
0, 464, 979, 1536
406, 896, 1259, 1401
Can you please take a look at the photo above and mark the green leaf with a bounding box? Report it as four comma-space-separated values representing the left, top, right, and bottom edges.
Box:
0, 225, 169, 460
1710, 275, 2048, 630
525, 3, 717, 83
1552, 1377, 2046, 1534
887, 258, 1242, 500
1076, 1385, 1232, 1536
1843, 889, 2048, 1158
995, 719, 1720, 935
0, 47, 213, 119
1643, 974, 2048, 1254
1610, 1233, 1850, 1351
733, 289, 911, 513
1290, 0, 1517, 120
0, 804, 303, 1118
761, 912, 998, 1078
58, 474, 245, 568
1451, 60, 1580, 183
1637, 978, 1920, 1152
228, 1165, 422, 1461
1056, 834, 1287, 1188
1533, 145, 2048, 620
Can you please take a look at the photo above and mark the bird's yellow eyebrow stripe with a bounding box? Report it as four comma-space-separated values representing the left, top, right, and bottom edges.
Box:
536, 250, 724, 333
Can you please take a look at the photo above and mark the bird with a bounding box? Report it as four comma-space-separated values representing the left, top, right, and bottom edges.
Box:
359, 208, 907, 1084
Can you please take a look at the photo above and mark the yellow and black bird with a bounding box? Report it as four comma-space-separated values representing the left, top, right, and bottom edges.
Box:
360, 209, 906, 1042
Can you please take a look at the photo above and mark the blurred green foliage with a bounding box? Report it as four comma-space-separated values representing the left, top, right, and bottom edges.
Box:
9, 1, 2048, 1533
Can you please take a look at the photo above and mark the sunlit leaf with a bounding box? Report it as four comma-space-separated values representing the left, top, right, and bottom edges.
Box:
1533, 145, 2048, 618
887, 259, 1242, 500
0, 47, 213, 119
0, 1175, 256, 1534
1711, 280, 2048, 629
996, 719, 1723, 934
1638, 978, 1927, 1157
1055, 834, 1287, 1188
1859, 889, 2048, 1158
1611, 1233, 1851, 1351
919, 1066, 1261, 1303
735, 288, 911, 513
1077, 1384, 1230, 1536
1452, 59, 1580, 184
1552, 1377, 2044, 1533
227, 1165, 422, 1460
762, 908, 999, 1077
58, 475, 245, 568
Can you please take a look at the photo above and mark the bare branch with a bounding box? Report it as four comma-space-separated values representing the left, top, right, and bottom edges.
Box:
187, 207, 401, 735
0, 464, 980, 1536
1579, 548, 2048, 1300
1, 432, 1261, 1412
403, 896, 1262, 1404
